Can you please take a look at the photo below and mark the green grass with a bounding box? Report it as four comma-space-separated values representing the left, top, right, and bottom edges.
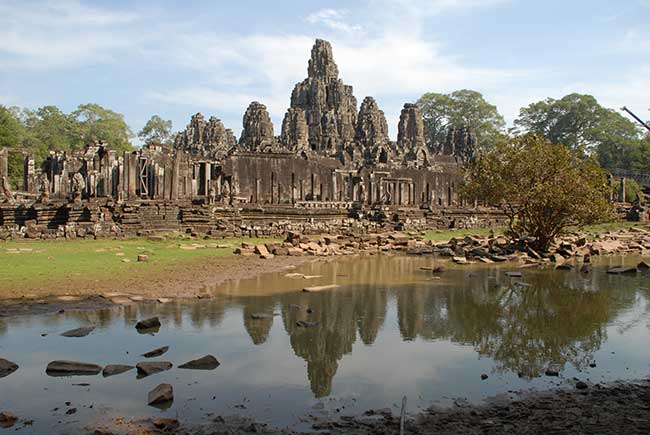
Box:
580, 221, 649, 234
0, 235, 278, 291
423, 221, 648, 243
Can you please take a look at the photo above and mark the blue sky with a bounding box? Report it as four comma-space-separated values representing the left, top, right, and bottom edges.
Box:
1, 0, 649, 144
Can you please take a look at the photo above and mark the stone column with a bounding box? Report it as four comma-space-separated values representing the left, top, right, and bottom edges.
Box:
620, 178, 626, 202
0, 149, 7, 181
125, 152, 137, 200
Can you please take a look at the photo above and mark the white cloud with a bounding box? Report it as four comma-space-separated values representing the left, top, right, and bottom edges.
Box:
305, 9, 364, 35
0, 0, 139, 69
156, 30, 529, 137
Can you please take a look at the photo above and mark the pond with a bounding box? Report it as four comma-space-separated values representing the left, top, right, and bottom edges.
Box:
1, 254, 650, 433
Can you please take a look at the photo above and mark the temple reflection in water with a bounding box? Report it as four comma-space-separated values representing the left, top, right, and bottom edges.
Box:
2, 256, 646, 398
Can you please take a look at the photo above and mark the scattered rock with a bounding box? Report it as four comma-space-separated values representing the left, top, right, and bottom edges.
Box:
135, 317, 161, 330
580, 264, 592, 274
576, 381, 589, 390
452, 256, 468, 265
156, 298, 172, 304
152, 418, 179, 431
303, 284, 340, 292
0, 358, 18, 378
296, 320, 319, 328
102, 365, 134, 377
545, 369, 559, 377
250, 313, 273, 320
142, 346, 169, 358
136, 361, 173, 378
254, 244, 270, 256
0, 411, 17, 428
148, 383, 173, 408
481, 374, 489, 380
66, 407, 77, 415
302, 275, 322, 280
137, 254, 149, 262
555, 264, 574, 270
607, 267, 638, 275
505, 271, 523, 278
46, 360, 102, 376
61, 326, 95, 337
637, 261, 650, 270
178, 355, 220, 370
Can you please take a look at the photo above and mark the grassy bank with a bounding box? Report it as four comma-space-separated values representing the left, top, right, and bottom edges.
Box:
0, 236, 276, 294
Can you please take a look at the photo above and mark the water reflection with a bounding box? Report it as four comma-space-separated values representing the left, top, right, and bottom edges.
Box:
1, 255, 648, 400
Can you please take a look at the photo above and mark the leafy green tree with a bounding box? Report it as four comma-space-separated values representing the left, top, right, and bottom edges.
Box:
417, 89, 506, 152
19, 106, 78, 161
513, 93, 642, 168
138, 115, 173, 145
0, 105, 26, 149
71, 103, 133, 153
462, 134, 612, 252
0, 106, 28, 189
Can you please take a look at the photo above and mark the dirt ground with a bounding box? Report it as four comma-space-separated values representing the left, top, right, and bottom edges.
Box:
86, 379, 650, 434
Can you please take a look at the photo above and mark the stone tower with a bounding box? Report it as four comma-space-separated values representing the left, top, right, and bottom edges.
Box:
290, 39, 357, 154
355, 96, 389, 148
174, 113, 237, 158
397, 104, 429, 167
280, 108, 309, 152
445, 126, 478, 164
239, 102, 275, 152
397, 104, 425, 150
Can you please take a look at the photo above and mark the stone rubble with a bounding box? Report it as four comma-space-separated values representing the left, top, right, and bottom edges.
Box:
0, 358, 18, 378
233, 227, 650, 267
136, 361, 173, 378
148, 383, 174, 407
60, 326, 95, 337
45, 360, 102, 376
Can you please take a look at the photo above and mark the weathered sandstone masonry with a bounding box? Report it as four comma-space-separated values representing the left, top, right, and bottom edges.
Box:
0, 39, 506, 240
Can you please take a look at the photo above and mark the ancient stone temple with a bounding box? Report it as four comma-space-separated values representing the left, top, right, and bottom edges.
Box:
174, 113, 236, 159
280, 108, 309, 152
239, 102, 276, 152
444, 126, 478, 164
290, 39, 358, 154
0, 39, 501, 240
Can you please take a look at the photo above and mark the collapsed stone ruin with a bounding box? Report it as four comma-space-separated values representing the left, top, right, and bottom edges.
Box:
0, 39, 499, 240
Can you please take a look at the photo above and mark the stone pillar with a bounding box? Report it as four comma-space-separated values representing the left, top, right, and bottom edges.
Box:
171, 154, 180, 200
125, 152, 137, 200
0, 149, 7, 181
620, 178, 626, 202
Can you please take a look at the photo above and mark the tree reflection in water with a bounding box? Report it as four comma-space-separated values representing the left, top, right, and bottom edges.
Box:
0, 258, 646, 399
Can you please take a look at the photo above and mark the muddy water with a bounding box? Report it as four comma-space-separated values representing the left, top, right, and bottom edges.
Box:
2, 254, 650, 433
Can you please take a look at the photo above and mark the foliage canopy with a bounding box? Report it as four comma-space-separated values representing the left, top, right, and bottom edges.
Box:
416, 89, 506, 152
138, 115, 173, 145
0, 103, 133, 164
513, 93, 648, 170
462, 134, 612, 251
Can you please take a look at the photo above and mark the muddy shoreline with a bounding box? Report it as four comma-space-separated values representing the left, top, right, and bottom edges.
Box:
0, 254, 325, 317
85, 379, 650, 434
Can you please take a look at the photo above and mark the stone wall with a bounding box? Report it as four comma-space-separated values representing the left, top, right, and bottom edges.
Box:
0, 199, 506, 241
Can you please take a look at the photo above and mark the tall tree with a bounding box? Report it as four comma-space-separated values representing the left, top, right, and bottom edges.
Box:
0, 105, 25, 149
138, 115, 173, 145
462, 134, 612, 252
417, 89, 505, 152
71, 103, 133, 153
20, 106, 77, 161
513, 93, 643, 168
